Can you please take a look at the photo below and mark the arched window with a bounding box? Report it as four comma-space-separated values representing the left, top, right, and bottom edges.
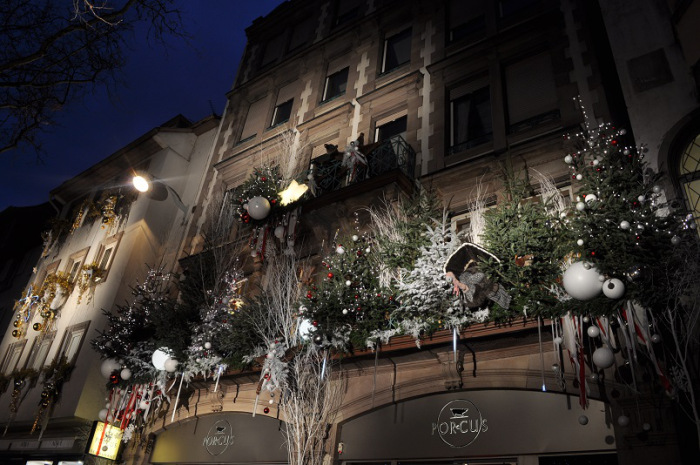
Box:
679, 133, 700, 229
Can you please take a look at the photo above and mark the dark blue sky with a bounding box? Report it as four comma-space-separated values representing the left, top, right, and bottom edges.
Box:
0, 0, 285, 212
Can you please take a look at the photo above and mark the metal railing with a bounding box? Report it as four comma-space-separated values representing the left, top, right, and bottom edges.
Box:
308, 136, 416, 197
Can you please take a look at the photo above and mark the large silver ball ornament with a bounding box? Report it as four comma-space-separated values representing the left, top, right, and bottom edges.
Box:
247, 196, 271, 220
562, 262, 603, 301
602, 278, 625, 299
592, 346, 615, 369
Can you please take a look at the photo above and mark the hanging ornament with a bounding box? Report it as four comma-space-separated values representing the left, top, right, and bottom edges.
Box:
652, 185, 661, 194
617, 415, 630, 427
152, 348, 172, 371
100, 358, 121, 378
626, 265, 642, 282
553, 336, 563, 345
336, 246, 345, 254
671, 235, 681, 245
313, 334, 324, 346
247, 196, 271, 220
564, 155, 573, 164
620, 220, 630, 230
576, 174, 583, 181
120, 368, 132, 380
577, 239, 584, 246
352, 235, 359, 241
204, 341, 212, 349
562, 262, 602, 301
33, 322, 42, 331
578, 415, 589, 425
576, 202, 586, 211
98, 408, 108, 422
263, 407, 270, 414
584, 194, 597, 203
164, 358, 179, 373
587, 326, 600, 338
602, 278, 625, 299
274, 225, 285, 239
592, 346, 615, 369
651, 334, 662, 343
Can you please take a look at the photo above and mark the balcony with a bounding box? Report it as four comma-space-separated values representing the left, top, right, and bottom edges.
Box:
304, 135, 416, 210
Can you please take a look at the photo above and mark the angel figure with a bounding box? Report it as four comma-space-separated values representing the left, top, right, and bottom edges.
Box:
444, 242, 511, 309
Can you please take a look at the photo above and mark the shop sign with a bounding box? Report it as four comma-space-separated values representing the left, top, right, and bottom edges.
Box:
203, 419, 235, 456
432, 399, 488, 448
39, 437, 75, 450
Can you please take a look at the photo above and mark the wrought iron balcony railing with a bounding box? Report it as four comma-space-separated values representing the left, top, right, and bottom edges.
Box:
308, 135, 416, 197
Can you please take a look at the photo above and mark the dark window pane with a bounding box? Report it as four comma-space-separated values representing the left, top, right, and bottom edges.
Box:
261, 34, 285, 66
289, 16, 315, 51
383, 28, 412, 72
323, 67, 349, 101
452, 86, 492, 150
271, 99, 293, 127
500, 0, 538, 18
450, 0, 485, 42
336, 0, 361, 25
377, 116, 407, 141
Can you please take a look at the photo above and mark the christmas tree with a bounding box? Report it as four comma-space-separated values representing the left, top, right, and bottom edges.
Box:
560, 122, 694, 315
481, 164, 566, 320
300, 232, 394, 350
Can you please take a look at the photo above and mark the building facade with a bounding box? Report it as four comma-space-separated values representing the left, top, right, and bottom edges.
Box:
0, 115, 219, 464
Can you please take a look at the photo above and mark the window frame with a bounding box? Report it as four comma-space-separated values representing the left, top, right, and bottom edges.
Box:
1, 340, 27, 375
66, 247, 90, 284
449, 85, 493, 153
56, 321, 90, 365
24, 331, 56, 372
381, 28, 412, 74
95, 232, 122, 283
322, 67, 350, 102
270, 99, 294, 128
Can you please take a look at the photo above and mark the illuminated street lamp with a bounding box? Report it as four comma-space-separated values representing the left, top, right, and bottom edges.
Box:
131, 172, 188, 214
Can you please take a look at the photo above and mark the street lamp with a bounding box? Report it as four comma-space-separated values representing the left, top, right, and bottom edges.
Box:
131, 172, 188, 214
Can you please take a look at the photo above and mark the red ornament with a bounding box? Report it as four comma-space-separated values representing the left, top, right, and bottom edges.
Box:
261, 177, 267, 181
327, 272, 334, 279
271, 199, 276, 204
312, 321, 318, 326
356, 250, 362, 256
611, 140, 618, 145
590, 251, 596, 256
354, 295, 359, 299
307, 292, 313, 298
264, 407, 270, 414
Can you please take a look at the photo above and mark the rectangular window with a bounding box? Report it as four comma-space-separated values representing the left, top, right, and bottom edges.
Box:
322, 67, 349, 102
336, 0, 362, 25
25, 332, 55, 371
57, 321, 90, 364
240, 99, 268, 142
505, 53, 559, 132
449, 0, 486, 42
499, 0, 539, 18
451, 86, 493, 152
261, 34, 286, 67
1, 340, 27, 375
382, 28, 412, 73
289, 16, 315, 51
375, 115, 407, 142
66, 247, 89, 284
96, 232, 122, 282
271, 99, 293, 127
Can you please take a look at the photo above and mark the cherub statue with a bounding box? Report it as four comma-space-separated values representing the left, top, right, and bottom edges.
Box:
444, 242, 511, 309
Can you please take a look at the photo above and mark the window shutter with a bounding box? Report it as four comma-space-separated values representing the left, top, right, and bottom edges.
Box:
240, 99, 268, 141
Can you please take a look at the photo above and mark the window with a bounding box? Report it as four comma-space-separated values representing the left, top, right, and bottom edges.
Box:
679, 133, 700, 230
449, 0, 486, 42
96, 232, 122, 281
375, 115, 407, 142
57, 321, 90, 364
66, 247, 89, 284
25, 332, 55, 371
1, 340, 27, 375
450, 86, 493, 152
240, 99, 268, 142
505, 53, 559, 132
289, 16, 315, 51
336, 0, 362, 25
322, 67, 349, 102
270, 82, 296, 128
382, 28, 411, 73
261, 34, 286, 67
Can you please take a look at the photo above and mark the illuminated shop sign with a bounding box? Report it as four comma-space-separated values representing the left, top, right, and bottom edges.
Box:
432, 399, 488, 448
86, 421, 122, 460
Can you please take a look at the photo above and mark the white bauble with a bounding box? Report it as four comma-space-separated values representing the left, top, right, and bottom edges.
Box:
120, 368, 132, 380
562, 262, 602, 301
652, 185, 661, 194
204, 342, 212, 350
585, 194, 597, 203
352, 235, 359, 241
297, 319, 313, 340
336, 246, 345, 254
164, 358, 179, 373
620, 220, 631, 230
587, 325, 600, 338
564, 155, 573, 164
637, 195, 645, 202
643, 422, 651, 431
577, 239, 584, 246
553, 336, 563, 345
274, 225, 285, 239
576, 174, 583, 181
592, 346, 615, 369
139, 400, 150, 410
576, 201, 586, 211
247, 196, 271, 220
592, 159, 600, 166
671, 235, 681, 245
152, 348, 172, 371
617, 415, 630, 427
100, 358, 121, 378
651, 334, 662, 343
602, 278, 625, 299
342, 309, 348, 315
578, 415, 589, 425
583, 316, 590, 323
98, 409, 108, 422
